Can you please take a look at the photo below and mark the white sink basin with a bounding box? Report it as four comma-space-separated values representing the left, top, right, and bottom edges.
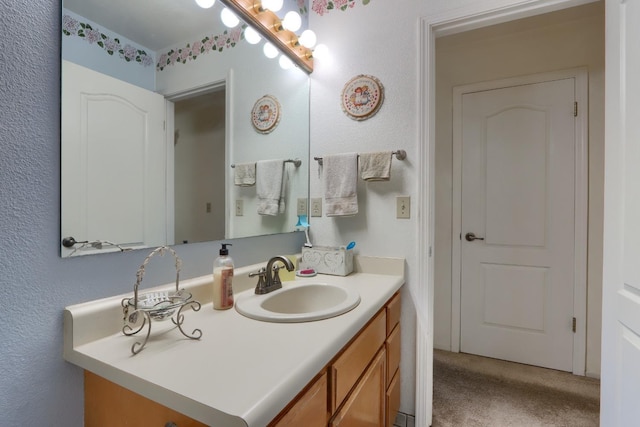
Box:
235, 283, 361, 323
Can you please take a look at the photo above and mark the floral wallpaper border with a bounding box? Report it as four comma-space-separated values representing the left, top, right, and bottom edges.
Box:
62, 14, 248, 72
156, 26, 245, 71
62, 14, 154, 67
311, 0, 371, 16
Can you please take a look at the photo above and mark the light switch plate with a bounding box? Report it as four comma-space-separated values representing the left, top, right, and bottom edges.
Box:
396, 196, 410, 219
311, 198, 322, 217
297, 198, 308, 215
235, 199, 243, 216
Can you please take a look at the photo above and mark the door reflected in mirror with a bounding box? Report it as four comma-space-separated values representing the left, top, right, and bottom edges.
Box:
60, 0, 310, 257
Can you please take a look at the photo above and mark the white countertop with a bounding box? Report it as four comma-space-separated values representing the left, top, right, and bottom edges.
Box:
63, 256, 404, 426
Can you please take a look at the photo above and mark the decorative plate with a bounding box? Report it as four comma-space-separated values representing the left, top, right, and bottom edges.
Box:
341, 74, 384, 121
251, 95, 281, 134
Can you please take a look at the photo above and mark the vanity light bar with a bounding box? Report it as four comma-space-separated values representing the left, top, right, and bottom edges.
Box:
231, 158, 302, 168
218, 0, 313, 73
314, 150, 407, 165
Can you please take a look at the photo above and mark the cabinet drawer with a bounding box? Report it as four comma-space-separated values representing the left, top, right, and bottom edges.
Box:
385, 370, 401, 427
272, 371, 328, 427
386, 293, 401, 335
330, 349, 386, 427
386, 324, 401, 388
331, 309, 386, 412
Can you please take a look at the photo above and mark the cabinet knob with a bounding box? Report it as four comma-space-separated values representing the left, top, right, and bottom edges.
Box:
165, 422, 178, 427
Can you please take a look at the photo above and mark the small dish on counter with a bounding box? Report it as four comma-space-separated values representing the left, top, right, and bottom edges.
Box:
296, 268, 317, 277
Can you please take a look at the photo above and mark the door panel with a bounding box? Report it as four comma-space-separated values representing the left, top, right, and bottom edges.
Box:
485, 107, 548, 247
482, 264, 548, 332
460, 78, 575, 371
62, 60, 167, 254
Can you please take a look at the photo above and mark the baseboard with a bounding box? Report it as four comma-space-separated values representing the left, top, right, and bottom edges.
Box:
394, 411, 416, 427
586, 371, 601, 380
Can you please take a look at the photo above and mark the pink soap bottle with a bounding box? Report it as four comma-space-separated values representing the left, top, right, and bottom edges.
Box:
213, 243, 234, 310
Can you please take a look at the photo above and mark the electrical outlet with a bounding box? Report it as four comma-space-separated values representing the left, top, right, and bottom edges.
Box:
311, 198, 322, 217
396, 196, 410, 219
235, 199, 243, 216
206, 202, 211, 213
297, 198, 308, 215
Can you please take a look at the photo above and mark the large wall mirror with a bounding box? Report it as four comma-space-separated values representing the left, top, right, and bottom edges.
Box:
60, 0, 310, 257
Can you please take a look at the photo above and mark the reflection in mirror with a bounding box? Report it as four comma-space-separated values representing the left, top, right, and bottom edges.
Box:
60, 0, 310, 257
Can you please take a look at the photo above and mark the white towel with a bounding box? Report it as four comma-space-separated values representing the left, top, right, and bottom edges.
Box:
359, 151, 392, 181
324, 153, 358, 217
256, 159, 285, 216
234, 162, 256, 186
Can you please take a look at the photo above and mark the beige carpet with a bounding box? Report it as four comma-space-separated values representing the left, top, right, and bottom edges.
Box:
432, 350, 600, 427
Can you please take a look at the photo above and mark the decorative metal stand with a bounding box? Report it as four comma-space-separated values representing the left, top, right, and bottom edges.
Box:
121, 246, 202, 355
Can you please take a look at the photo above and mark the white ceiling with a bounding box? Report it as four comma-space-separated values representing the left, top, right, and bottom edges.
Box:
64, 0, 225, 51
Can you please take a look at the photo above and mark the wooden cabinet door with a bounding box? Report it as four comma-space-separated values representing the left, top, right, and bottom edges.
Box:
84, 371, 207, 427
330, 349, 386, 427
385, 370, 401, 427
331, 310, 386, 412
272, 371, 328, 427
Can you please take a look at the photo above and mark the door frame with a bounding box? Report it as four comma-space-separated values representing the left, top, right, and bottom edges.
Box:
450, 69, 588, 375
163, 71, 233, 243
418, 1, 596, 425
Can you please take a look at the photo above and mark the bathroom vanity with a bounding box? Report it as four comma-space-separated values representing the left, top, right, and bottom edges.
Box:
63, 256, 404, 426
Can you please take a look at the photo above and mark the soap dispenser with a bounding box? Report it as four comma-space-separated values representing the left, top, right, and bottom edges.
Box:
213, 243, 234, 310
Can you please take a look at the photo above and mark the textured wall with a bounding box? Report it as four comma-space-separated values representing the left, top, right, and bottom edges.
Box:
0, 1, 304, 425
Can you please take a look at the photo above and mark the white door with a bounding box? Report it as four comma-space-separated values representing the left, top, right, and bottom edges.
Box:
601, 1, 640, 425
61, 60, 167, 255
459, 77, 578, 372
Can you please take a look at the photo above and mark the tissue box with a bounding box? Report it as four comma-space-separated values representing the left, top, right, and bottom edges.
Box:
301, 246, 354, 276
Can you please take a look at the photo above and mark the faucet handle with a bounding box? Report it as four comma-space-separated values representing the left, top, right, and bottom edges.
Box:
250, 268, 268, 294
272, 265, 283, 286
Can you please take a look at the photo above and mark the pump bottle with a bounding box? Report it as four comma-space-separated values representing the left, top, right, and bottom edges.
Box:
213, 243, 234, 310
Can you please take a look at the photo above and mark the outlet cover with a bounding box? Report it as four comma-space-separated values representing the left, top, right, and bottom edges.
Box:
235, 199, 243, 216
297, 198, 308, 215
311, 198, 322, 217
396, 196, 410, 219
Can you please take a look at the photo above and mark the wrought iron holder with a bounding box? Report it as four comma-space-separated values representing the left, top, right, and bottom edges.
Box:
121, 246, 202, 355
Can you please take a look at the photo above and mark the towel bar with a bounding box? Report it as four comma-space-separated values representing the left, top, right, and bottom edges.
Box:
231, 159, 302, 168
314, 150, 406, 165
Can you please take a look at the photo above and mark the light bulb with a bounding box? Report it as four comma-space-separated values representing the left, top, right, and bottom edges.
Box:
312, 43, 329, 60
299, 30, 317, 48
244, 27, 261, 45
282, 11, 301, 32
263, 42, 279, 59
195, 0, 215, 9
262, 0, 283, 12
279, 55, 294, 69
220, 8, 240, 28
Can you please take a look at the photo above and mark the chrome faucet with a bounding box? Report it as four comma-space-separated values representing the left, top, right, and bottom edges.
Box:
250, 255, 295, 294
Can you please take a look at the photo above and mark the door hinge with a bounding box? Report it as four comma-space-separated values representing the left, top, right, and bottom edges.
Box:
572, 317, 577, 333
574, 102, 578, 117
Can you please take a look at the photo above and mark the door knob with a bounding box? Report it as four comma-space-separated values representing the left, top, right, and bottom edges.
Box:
465, 232, 485, 242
